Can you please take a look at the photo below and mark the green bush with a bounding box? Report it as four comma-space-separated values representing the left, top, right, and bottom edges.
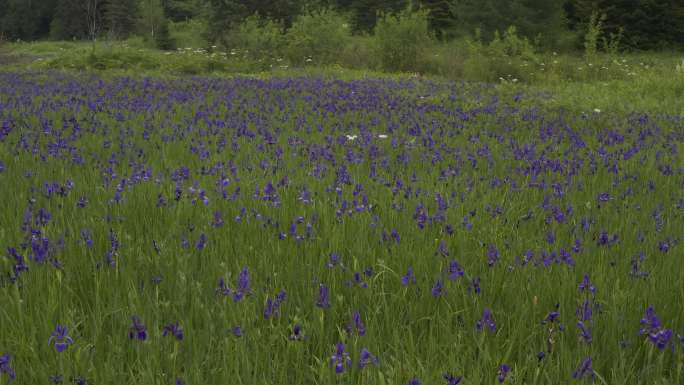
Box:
463, 26, 539, 82
155, 19, 176, 50
284, 9, 350, 66
227, 15, 284, 60
373, 9, 434, 73
338, 36, 378, 69
170, 19, 208, 49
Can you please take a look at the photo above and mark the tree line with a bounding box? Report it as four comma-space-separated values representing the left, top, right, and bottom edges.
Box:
1, 0, 682, 50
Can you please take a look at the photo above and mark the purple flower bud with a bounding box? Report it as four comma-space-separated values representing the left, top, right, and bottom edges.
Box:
316, 285, 330, 308
128, 316, 147, 341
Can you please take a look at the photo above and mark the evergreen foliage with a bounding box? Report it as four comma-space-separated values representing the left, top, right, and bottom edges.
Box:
0, 0, 681, 50
105, 0, 139, 39
50, 0, 90, 40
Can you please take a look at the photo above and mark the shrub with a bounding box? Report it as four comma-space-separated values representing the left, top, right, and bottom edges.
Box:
462, 26, 539, 82
373, 9, 434, 72
155, 19, 176, 50
338, 36, 378, 70
226, 15, 284, 60
284, 9, 350, 66
584, 12, 604, 61
170, 19, 209, 49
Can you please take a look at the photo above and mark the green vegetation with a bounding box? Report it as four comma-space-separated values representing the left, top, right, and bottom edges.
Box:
1, 2, 683, 385
2, 37, 682, 115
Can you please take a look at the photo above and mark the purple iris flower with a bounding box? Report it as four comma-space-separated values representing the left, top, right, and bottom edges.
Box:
233, 267, 251, 301
543, 311, 560, 324
437, 240, 449, 257
48, 325, 74, 353
431, 280, 445, 297
497, 364, 511, 383
327, 253, 341, 268
447, 260, 464, 280
487, 244, 499, 267
401, 267, 416, 286
640, 306, 673, 350
162, 322, 184, 341
350, 311, 366, 336
572, 357, 594, 380
358, 348, 379, 369
330, 343, 351, 374
231, 326, 243, 337
212, 211, 224, 227
576, 300, 593, 322
195, 233, 207, 250
264, 291, 286, 320
289, 324, 303, 341
470, 277, 481, 295
658, 240, 670, 253
409, 378, 421, 385
649, 329, 673, 350
0, 354, 16, 380
316, 285, 331, 308
217, 277, 231, 296
128, 316, 147, 341
639, 306, 662, 335
443, 373, 463, 385
476, 308, 496, 332
577, 321, 593, 344
578, 274, 596, 296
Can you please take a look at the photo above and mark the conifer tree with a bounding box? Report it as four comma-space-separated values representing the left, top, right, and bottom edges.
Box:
51, 0, 90, 40
105, 0, 139, 39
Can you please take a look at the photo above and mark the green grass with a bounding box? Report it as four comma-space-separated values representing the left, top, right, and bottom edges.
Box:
0, 43, 682, 385
1, 40, 682, 115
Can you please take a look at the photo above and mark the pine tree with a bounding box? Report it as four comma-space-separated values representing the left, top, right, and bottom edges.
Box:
206, 0, 304, 42
105, 0, 139, 39
418, 0, 455, 38
139, 0, 166, 40
450, 0, 567, 45
205, 0, 247, 43
567, 0, 684, 49
0, 0, 57, 40
333, 0, 408, 33
154, 17, 175, 49
51, 0, 90, 40
161, 0, 201, 21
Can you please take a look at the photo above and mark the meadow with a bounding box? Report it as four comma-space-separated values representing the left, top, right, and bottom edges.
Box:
0, 56, 683, 384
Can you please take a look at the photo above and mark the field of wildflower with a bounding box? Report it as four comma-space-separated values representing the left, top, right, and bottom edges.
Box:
0, 71, 682, 385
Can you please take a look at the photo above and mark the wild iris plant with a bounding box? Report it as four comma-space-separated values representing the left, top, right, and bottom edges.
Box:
330, 343, 351, 374
162, 323, 184, 341
0, 354, 16, 380
640, 306, 674, 350
0, 73, 682, 383
128, 317, 147, 341
48, 325, 74, 353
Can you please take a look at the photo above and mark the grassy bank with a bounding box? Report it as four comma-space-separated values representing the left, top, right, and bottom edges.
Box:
1, 40, 683, 115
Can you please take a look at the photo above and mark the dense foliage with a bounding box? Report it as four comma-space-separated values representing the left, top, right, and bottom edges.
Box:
1, 0, 683, 50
